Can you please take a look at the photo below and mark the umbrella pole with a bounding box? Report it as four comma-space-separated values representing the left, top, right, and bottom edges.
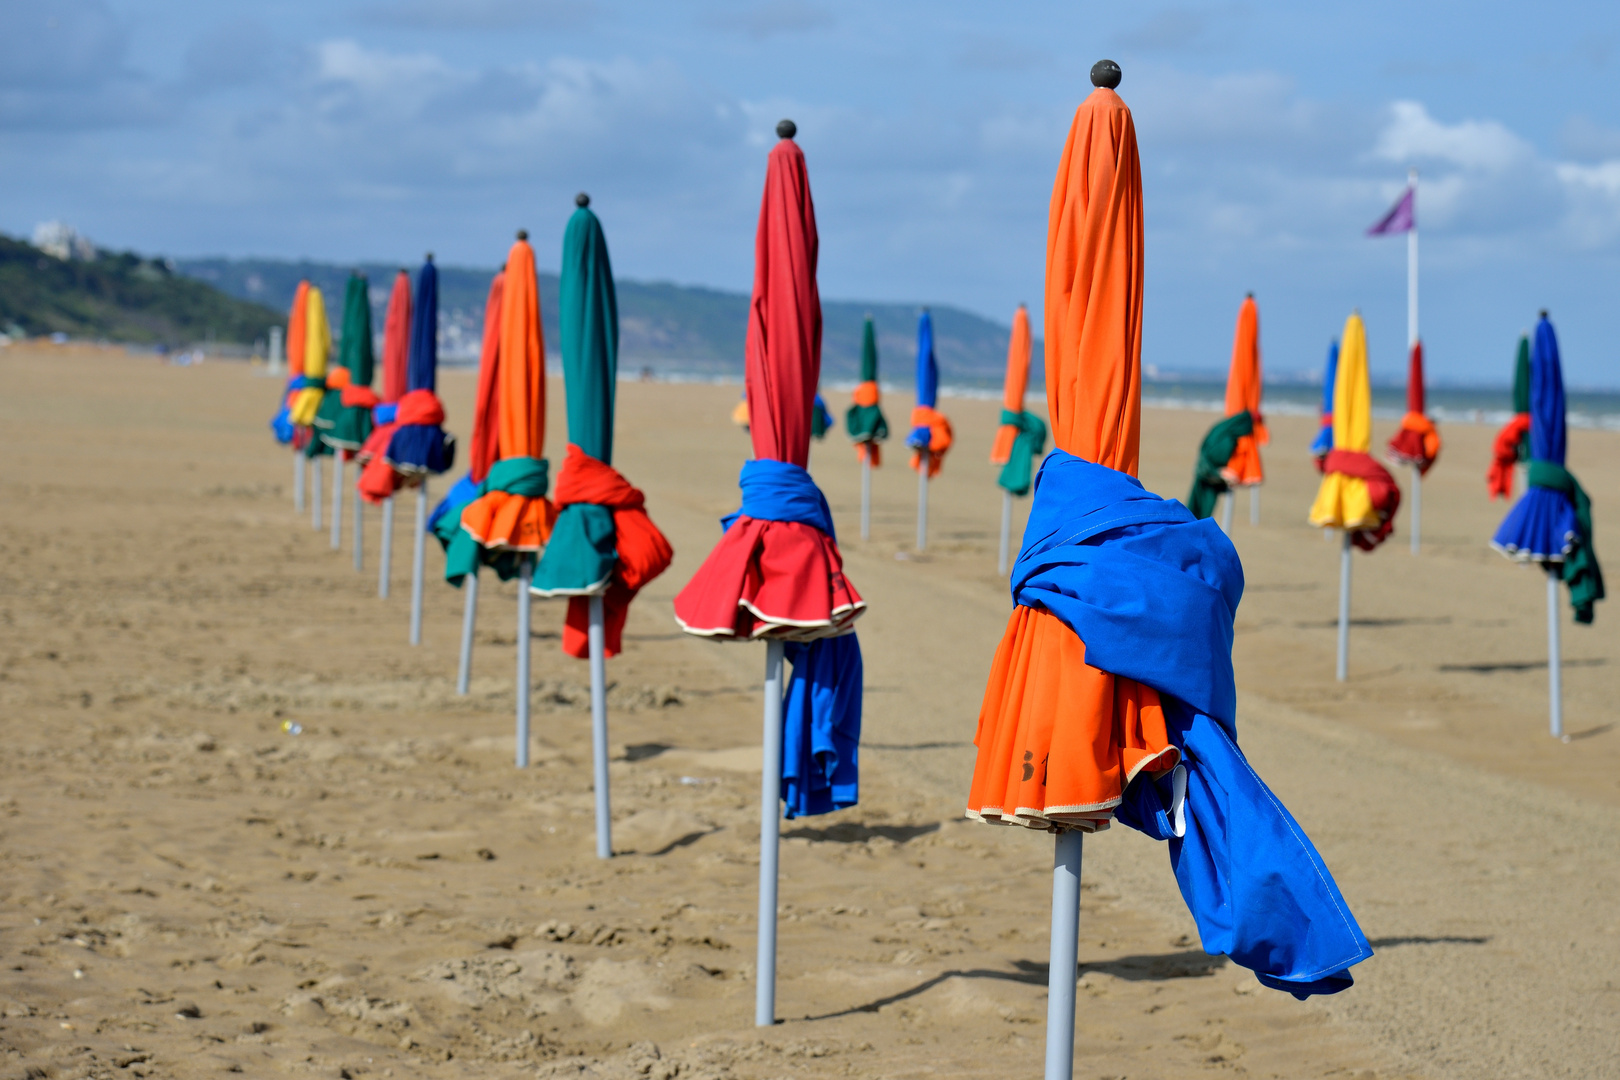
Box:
1547, 567, 1563, 739
311, 457, 323, 531
294, 453, 305, 513
409, 479, 427, 646
379, 496, 394, 599
1250, 485, 1260, 526
330, 457, 344, 550
352, 475, 364, 572
1410, 465, 1422, 554
916, 450, 929, 551
1044, 828, 1084, 1080
1220, 491, 1234, 533
1336, 531, 1352, 682
998, 490, 1013, 575
755, 638, 785, 1027
589, 594, 612, 859
516, 557, 532, 768
456, 573, 479, 696
860, 454, 871, 541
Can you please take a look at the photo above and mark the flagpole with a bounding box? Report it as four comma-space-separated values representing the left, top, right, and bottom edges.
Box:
1407, 168, 1422, 555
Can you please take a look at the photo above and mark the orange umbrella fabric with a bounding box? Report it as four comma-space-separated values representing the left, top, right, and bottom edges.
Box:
990, 304, 1033, 465
1222, 295, 1267, 486
967, 84, 1172, 830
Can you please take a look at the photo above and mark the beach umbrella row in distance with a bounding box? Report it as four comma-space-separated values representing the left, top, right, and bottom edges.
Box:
315, 274, 377, 564
989, 303, 1045, 574
370, 270, 413, 597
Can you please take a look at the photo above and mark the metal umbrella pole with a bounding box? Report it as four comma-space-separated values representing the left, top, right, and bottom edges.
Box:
311, 457, 323, 531
916, 450, 930, 551
456, 574, 479, 695
515, 557, 533, 767
860, 455, 872, 541
1044, 829, 1084, 1080
1547, 567, 1563, 739
378, 496, 394, 598
755, 638, 785, 1027
1336, 531, 1352, 682
409, 479, 428, 645
1250, 485, 1260, 526
998, 490, 1013, 575
589, 594, 612, 859
330, 457, 344, 550
1220, 491, 1234, 533
294, 453, 305, 513
352, 475, 364, 572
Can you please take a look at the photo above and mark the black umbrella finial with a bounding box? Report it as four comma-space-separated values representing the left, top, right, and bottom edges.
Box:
425, 251, 434, 262
576, 192, 590, 208
1540, 309, 1549, 319
515, 230, 528, 241
1091, 59, 1122, 89
776, 118, 797, 140
1246, 291, 1255, 299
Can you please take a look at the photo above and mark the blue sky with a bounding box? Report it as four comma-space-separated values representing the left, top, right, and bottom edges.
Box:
4, 1, 1620, 385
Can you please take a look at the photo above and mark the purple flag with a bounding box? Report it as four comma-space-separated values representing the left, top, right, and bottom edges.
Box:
1367, 186, 1415, 236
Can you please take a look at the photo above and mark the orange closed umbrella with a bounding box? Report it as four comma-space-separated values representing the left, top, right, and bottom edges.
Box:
1223, 294, 1267, 522
989, 304, 1046, 572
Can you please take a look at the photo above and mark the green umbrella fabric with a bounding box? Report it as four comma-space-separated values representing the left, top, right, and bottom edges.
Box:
996, 409, 1048, 497
845, 317, 889, 451
535, 203, 619, 595
1187, 411, 1255, 519
1512, 334, 1531, 461
326, 273, 378, 451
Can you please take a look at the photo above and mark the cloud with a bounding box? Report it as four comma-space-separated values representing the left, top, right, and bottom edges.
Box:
1373, 100, 1532, 172
0, 0, 169, 129
1560, 115, 1620, 163
700, 2, 834, 40
359, 0, 598, 31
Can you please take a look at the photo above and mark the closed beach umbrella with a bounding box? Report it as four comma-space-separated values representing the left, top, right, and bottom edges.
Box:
272, 281, 311, 511
845, 316, 888, 539
1310, 338, 1338, 463
965, 63, 1371, 1080
534, 194, 674, 858
989, 304, 1046, 572
429, 266, 506, 696
1491, 313, 1604, 737
906, 309, 953, 549
295, 287, 333, 532
361, 270, 414, 598
1487, 335, 1532, 499
672, 120, 866, 1027
1309, 311, 1402, 680
358, 257, 458, 646
456, 233, 558, 766
315, 274, 377, 556
1187, 295, 1265, 528
1386, 339, 1441, 553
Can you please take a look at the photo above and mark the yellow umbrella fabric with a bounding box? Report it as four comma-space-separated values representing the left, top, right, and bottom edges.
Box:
1309, 312, 1392, 537
289, 286, 331, 427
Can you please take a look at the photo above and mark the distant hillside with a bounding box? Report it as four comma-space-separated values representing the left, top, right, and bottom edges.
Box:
0, 236, 281, 347
176, 256, 1042, 387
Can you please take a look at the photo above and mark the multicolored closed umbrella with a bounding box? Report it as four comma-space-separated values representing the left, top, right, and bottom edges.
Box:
271, 281, 311, 511
358, 257, 457, 646
534, 194, 674, 859
1491, 313, 1604, 737
456, 233, 557, 766
1188, 295, 1265, 528
673, 120, 865, 1027
314, 274, 377, 559
365, 270, 413, 599
1308, 311, 1402, 680
966, 64, 1370, 1080
1310, 338, 1338, 464
844, 315, 888, 539
989, 304, 1046, 573
1488, 335, 1532, 499
906, 309, 953, 549
431, 267, 506, 698
294, 287, 333, 534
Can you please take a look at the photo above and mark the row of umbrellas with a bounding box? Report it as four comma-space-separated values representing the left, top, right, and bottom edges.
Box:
262, 62, 1594, 1080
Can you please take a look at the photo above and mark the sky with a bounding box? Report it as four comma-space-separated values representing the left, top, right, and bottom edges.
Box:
4, 1, 1620, 385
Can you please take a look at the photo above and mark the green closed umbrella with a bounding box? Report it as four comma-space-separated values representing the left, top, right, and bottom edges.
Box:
320, 274, 377, 565
845, 316, 888, 540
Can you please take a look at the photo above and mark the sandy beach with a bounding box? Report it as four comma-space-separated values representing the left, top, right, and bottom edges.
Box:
1, 343, 1617, 1079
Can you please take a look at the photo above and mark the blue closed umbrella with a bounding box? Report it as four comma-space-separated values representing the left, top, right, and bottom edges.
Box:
905, 310, 952, 548
1310, 339, 1338, 460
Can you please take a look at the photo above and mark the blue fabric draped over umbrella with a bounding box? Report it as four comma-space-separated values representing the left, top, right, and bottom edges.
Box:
1492, 316, 1604, 622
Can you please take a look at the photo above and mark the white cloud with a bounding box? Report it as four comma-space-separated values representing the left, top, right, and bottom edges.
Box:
1373, 100, 1532, 172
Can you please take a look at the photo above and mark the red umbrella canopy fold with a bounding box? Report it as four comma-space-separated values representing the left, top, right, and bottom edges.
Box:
745, 136, 821, 468
381, 270, 412, 404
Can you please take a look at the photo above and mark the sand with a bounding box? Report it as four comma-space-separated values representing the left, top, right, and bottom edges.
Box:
0, 343, 1616, 1079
